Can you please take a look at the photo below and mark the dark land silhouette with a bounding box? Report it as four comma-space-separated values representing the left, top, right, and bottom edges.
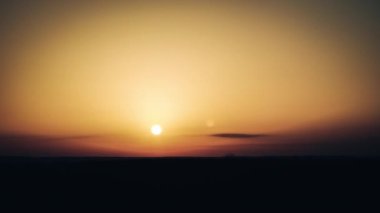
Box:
0, 156, 379, 210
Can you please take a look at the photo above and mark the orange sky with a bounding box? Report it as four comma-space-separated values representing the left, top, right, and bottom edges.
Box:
0, 1, 379, 156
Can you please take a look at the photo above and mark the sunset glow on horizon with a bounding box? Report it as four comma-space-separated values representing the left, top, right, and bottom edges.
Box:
0, 1, 379, 156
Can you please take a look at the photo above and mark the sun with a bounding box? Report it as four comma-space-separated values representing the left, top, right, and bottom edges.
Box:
151, 124, 162, 136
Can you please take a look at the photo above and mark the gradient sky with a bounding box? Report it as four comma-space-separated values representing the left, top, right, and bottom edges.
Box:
0, 0, 379, 156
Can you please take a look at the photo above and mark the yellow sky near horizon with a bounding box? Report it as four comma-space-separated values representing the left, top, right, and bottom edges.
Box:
0, 1, 378, 144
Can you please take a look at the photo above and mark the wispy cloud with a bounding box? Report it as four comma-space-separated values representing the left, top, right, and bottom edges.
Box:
209, 133, 266, 139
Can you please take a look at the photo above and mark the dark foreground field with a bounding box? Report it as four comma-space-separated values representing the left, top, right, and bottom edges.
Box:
0, 157, 379, 210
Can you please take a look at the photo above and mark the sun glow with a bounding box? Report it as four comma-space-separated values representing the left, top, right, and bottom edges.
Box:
151, 124, 162, 136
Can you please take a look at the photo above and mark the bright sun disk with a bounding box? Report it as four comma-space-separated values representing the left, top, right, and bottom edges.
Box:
151, 124, 162, 136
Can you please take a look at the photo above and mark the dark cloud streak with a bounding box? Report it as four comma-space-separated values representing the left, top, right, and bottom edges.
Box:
210, 133, 267, 139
